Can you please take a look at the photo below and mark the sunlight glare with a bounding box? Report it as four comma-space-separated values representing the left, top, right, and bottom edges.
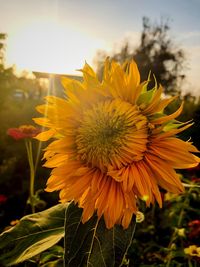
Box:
6, 20, 104, 74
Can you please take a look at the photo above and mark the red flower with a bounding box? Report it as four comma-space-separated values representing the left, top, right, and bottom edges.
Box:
0, 194, 7, 204
189, 220, 200, 227
7, 125, 41, 140
188, 220, 200, 240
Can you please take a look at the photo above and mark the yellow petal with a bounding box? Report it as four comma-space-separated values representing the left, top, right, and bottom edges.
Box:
150, 102, 184, 124
35, 128, 56, 141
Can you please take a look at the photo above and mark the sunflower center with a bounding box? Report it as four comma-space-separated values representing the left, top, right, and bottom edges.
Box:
76, 99, 148, 170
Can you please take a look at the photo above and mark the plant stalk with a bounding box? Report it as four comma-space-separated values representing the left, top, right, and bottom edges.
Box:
25, 139, 35, 213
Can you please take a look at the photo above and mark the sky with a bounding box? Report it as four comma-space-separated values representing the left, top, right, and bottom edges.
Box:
0, 0, 200, 95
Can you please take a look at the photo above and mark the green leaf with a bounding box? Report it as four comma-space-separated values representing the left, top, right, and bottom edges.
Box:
41, 258, 63, 267
0, 203, 68, 266
39, 245, 64, 265
137, 87, 156, 105
64, 202, 136, 267
163, 120, 184, 131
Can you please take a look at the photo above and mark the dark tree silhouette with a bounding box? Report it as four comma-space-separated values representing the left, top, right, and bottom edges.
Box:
94, 17, 185, 95
0, 33, 17, 106
0, 33, 6, 64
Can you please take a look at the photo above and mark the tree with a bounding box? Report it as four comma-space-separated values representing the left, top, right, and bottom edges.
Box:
0, 33, 17, 106
0, 33, 7, 64
94, 17, 185, 95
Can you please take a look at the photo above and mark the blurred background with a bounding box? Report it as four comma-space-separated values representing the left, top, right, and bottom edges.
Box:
0, 1, 200, 264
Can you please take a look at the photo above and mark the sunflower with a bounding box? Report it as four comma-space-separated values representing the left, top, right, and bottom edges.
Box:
34, 59, 199, 229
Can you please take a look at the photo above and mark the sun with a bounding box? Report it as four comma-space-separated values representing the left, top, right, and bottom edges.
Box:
6, 20, 104, 74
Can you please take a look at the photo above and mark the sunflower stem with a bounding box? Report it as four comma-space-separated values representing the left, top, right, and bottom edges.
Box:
34, 139, 42, 175
25, 139, 35, 213
119, 219, 137, 267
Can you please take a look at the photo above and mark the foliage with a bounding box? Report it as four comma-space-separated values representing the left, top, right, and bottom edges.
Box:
0, 202, 136, 267
0, 175, 200, 266
128, 175, 200, 266
95, 17, 185, 95
64, 202, 136, 267
0, 204, 67, 266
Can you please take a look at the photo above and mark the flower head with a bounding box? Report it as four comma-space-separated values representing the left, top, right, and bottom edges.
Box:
136, 211, 145, 223
177, 228, 185, 237
188, 220, 200, 240
7, 125, 41, 140
189, 220, 200, 227
34, 60, 200, 229
184, 245, 200, 257
0, 194, 7, 204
